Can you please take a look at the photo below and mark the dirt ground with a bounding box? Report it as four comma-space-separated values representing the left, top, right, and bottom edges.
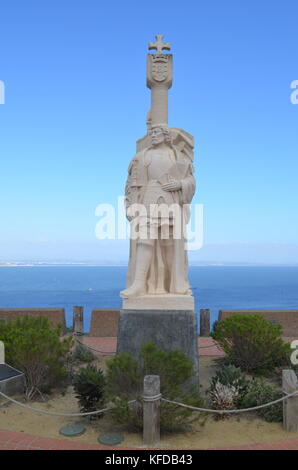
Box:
1, 356, 298, 449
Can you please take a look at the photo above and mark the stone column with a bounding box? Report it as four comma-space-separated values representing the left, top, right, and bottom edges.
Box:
150, 84, 169, 124
147, 35, 172, 125
73, 306, 84, 334
200, 309, 210, 336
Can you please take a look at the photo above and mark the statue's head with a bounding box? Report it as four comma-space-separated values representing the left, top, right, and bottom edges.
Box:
151, 125, 172, 147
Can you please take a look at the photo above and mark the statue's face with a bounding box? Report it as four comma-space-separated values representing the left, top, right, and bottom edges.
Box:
151, 127, 165, 147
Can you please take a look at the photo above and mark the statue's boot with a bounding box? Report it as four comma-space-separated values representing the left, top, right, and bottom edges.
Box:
120, 243, 153, 297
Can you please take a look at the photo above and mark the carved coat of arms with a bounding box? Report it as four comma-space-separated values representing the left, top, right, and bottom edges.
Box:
152, 58, 168, 82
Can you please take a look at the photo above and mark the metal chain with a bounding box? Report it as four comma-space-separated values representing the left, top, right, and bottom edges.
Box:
198, 343, 221, 350
75, 334, 220, 352
74, 335, 115, 355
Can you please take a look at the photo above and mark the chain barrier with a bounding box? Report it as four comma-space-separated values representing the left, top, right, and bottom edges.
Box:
2, 387, 298, 417
74, 333, 220, 353
197, 343, 221, 350
0, 390, 136, 417
74, 334, 115, 355
0, 392, 137, 416
161, 390, 298, 414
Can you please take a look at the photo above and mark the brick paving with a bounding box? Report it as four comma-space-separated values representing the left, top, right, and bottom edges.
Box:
0, 429, 135, 450
79, 335, 296, 358
79, 336, 117, 355
0, 428, 298, 450
1, 335, 297, 451
79, 336, 225, 357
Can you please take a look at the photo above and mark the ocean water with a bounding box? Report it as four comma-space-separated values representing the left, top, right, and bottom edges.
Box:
0, 266, 298, 332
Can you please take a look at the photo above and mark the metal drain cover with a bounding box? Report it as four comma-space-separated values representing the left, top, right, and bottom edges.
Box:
59, 424, 86, 437
98, 433, 124, 446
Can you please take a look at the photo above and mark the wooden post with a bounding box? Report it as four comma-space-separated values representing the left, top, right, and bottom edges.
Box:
143, 375, 160, 447
73, 306, 84, 335
283, 369, 298, 432
200, 309, 210, 336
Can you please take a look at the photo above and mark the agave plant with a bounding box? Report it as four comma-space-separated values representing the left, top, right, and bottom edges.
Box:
208, 364, 249, 419
73, 365, 106, 417
210, 364, 249, 395
209, 380, 239, 417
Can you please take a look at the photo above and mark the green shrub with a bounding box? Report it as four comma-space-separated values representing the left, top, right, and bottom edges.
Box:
211, 314, 291, 374
73, 343, 96, 363
106, 342, 206, 432
73, 365, 106, 417
141, 342, 195, 392
106, 352, 143, 398
237, 379, 283, 422
0, 316, 72, 400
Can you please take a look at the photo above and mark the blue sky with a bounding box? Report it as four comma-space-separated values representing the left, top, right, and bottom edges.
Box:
0, 0, 297, 264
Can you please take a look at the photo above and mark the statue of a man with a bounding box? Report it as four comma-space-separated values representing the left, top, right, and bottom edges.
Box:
120, 124, 195, 298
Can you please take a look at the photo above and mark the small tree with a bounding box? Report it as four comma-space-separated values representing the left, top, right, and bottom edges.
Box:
73, 365, 106, 417
106, 342, 206, 432
211, 314, 291, 374
0, 316, 72, 400
73, 343, 96, 363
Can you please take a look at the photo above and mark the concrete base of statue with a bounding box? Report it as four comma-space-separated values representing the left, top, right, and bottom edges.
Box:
122, 294, 194, 310
117, 308, 199, 388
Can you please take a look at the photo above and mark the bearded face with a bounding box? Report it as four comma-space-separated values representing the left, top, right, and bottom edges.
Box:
151, 127, 172, 147
151, 127, 165, 147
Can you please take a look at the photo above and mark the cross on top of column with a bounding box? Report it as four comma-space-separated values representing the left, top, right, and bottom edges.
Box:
148, 34, 171, 54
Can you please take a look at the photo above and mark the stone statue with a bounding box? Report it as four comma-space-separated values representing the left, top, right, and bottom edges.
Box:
120, 35, 196, 309
117, 36, 199, 380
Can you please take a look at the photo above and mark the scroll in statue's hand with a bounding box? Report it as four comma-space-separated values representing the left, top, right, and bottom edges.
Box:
162, 180, 182, 192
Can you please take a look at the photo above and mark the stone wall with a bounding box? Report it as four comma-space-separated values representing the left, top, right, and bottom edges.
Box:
0, 308, 66, 333
218, 310, 298, 337
90, 309, 119, 337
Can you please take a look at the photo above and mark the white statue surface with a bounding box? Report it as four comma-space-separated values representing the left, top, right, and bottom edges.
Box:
120, 36, 196, 310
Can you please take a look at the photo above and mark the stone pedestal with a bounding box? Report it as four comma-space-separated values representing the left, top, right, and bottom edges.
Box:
122, 295, 194, 311
117, 309, 199, 387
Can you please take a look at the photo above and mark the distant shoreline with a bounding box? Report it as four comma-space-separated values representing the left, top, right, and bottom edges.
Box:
1, 264, 298, 268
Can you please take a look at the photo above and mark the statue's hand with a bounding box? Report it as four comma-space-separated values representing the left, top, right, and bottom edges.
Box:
162, 180, 182, 192
126, 206, 134, 221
